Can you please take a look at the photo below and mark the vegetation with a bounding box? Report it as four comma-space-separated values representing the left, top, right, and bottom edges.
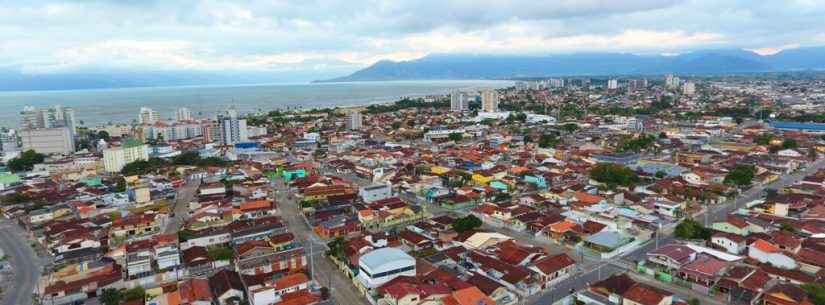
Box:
96, 130, 111, 141
115, 177, 127, 192
538, 134, 561, 148
448, 132, 464, 142
754, 133, 775, 146
560, 123, 579, 134
723, 165, 756, 186
1, 193, 30, 204
802, 283, 825, 305
207, 246, 235, 261
674, 218, 712, 240
590, 163, 640, 188
781, 138, 798, 149
172, 151, 227, 167
6, 150, 45, 172
122, 286, 146, 302
616, 134, 657, 152
100, 288, 122, 305
364, 98, 449, 114
177, 229, 195, 242
121, 158, 168, 176
451, 215, 483, 232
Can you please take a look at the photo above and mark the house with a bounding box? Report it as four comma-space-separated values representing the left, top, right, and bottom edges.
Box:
442, 286, 495, 305
622, 283, 673, 305
238, 199, 278, 220
748, 239, 797, 269
762, 284, 814, 305
179, 278, 213, 305
712, 217, 751, 236
711, 231, 747, 255
646, 244, 696, 271
359, 183, 393, 203
678, 255, 727, 287
234, 236, 305, 275
209, 270, 246, 305
529, 253, 576, 288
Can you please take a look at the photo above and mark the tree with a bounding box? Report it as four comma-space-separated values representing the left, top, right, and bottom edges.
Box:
122, 286, 146, 302
688, 298, 700, 305
674, 218, 711, 240
561, 123, 579, 134
115, 177, 127, 192
452, 215, 482, 232
754, 133, 775, 146
655, 171, 667, 179
207, 246, 235, 261
802, 283, 825, 305
100, 288, 122, 305
782, 138, 798, 149
1, 193, 30, 204
320, 287, 331, 300
391, 122, 402, 129
590, 163, 640, 188
97, 130, 111, 141
523, 135, 533, 144
538, 134, 560, 148
6, 150, 45, 172
724, 165, 756, 187
177, 229, 195, 242
448, 132, 463, 142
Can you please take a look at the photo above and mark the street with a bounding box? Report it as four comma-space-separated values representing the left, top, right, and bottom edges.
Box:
0, 218, 42, 305
164, 180, 200, 234
271, 177, 369, 305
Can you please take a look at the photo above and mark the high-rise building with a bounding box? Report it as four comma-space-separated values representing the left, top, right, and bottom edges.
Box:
682, 82, 696, 95
217, 107, 248, 145
20, 105, 77, 136
665, 74, 681, 89
139, 107, 159, 125
607, 79, 619, 90
19, 127, 75, 155
450, 91, 468, 112
103, 138, 149, 173
481, 90, 499, 112
347, 111, 363, 130
176, 107, 193, 121
549, 78, 565, 88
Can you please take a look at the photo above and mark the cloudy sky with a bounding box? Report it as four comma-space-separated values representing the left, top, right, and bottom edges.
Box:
1, 0, 824, 79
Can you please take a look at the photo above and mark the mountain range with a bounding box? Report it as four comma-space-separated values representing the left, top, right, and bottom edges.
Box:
323, 47, 825, 82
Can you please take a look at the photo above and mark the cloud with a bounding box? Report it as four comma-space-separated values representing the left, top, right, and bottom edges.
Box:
0, 0, 823, 77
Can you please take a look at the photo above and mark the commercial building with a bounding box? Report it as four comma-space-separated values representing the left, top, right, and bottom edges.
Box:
103, 138, 149, 173
218, 108, 248, 145
450, 90, 468, 112
357, 247, 416, 289
358, 183, 392, 203
20, 127, 75, 155
481, 90, 499, 112
21, 105, 77, 138
347, 111, 363, 130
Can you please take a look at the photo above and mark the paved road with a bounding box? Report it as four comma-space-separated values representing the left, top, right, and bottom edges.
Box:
527, 157, 825, 305
271, 178, 369, 305
0, 218, 41, 305
164, 180, 200, 234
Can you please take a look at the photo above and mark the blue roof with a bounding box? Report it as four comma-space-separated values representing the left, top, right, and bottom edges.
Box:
770, 121, 825, 131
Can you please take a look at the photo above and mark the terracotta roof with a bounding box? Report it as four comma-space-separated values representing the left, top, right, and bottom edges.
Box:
751, 239, 780, 253
442, 286, 495, 305
532, 253, 576, 275
622, 283, 671, 305
274, 273, 309, 289
179, 278, 212, 302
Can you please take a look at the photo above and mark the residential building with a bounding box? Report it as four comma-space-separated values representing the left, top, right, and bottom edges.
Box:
347, 111, 363, 130
683, 82, 696, 95
607, 79, 619, 90
218, 107, 248, 145
481, 90, 499, 112
176, 107, 193, 121
139, 107, 160, 125
19, 127, 75, 155
450, 90, 468, 112
103, 138, 149, 172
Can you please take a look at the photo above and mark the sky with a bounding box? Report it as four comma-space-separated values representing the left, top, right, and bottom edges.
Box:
1, 0, 825, 81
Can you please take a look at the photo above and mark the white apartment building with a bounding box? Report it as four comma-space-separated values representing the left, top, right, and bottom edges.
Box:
347, 111, 363, 130
103, 138, 149, 173
450, 90, 468, 112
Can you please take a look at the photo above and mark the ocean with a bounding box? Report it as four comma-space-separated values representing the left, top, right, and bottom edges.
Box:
0, 80, 512, 128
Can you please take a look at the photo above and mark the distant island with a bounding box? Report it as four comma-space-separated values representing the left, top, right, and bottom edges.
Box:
321, 47, 825, 82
